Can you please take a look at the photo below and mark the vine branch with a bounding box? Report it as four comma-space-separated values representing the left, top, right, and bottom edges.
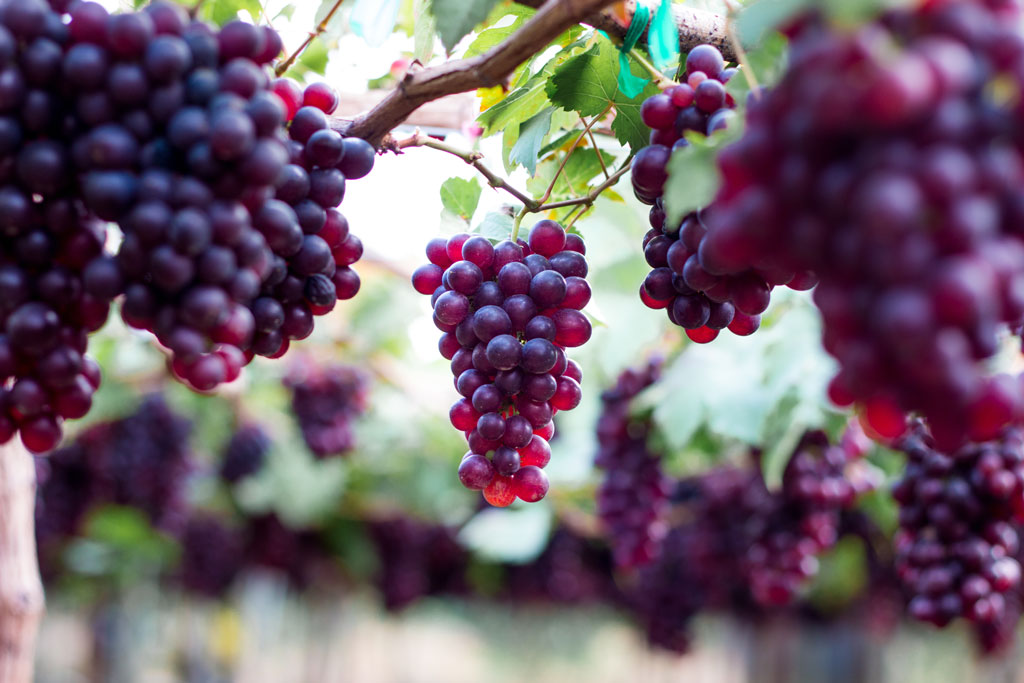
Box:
395, 132, 539, 211
331, 0, 622, 145
513, 0, 735, 61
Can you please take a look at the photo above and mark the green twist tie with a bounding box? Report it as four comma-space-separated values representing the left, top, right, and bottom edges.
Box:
649, 0, 680, 72
617, 5, 650, 98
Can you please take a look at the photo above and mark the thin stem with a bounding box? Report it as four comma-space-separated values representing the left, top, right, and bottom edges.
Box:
538, 104, 612, 206
628, 47, 675, 89
188, 0, 205, 19
723, 0, 760, 96
275, 0, 346, 77
511, 206, 529, 242
396, 131, 539, 210
537, 156, 632, 211
586, 122, 610, 180
564, 204, 592, 231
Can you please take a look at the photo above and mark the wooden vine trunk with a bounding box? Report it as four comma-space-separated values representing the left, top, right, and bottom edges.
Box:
0, 441, 43, 683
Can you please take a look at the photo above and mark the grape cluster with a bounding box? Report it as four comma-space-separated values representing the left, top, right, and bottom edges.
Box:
0, 0, 373, 452
631, 45, 815, 342
692, 2, 1024, 447
501, 526, 620, 605
893, 420, 1024, 652
746, 430, 873, 605
627, 428, 875, 652
412, 220, 592, 506
219, 422, 270, 483
177, 513, 245, 598
35, 395, 194, 556
286, 361, 370, 458
367, 517, 468, 611
594, 359, 672, 568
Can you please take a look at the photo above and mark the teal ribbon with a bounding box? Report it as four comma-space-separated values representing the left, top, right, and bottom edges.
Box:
617, 5, 650, 98
649, 0, 680, 72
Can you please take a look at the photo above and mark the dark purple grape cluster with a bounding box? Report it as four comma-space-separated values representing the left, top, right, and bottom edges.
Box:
367, 517, 468, 611
893, 420, 1024, 652
177, 513, 245, 597
285, 361, 370, 459
240, 513, 328, 588
745, 430, 870, 605
693, 1, 1024, 448
412, 220, 592, 506
631, 45, 816, 343
219, 422, 270, 483
627, 428, 876, 652
594, 359, 672, 568
0, 1, 374, 452
35, 395, 194, 556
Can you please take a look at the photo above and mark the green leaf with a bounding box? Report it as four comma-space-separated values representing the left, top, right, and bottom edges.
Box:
662, 124, 741, 226
475, 211, 515, 239
458, 505, 552, 563
204, 0, 262, 26
509, 108, 553, 175
440, 177, 482, 222
298, 38, 329, 76
431, 0, 503, 52
546, 38, 661, 151
725, 31, 788, 104
735, 0, 809, 46
525, 148, 615, 200
413, 0, 436, 62
465, 4, 535, 57
478, 74, 552, 135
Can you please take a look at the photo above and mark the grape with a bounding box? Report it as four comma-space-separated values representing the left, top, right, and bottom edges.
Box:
415, 220, 593, 504
285, 362, 370, 459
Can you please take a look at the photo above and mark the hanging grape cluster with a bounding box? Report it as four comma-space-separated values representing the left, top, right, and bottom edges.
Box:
893, 420, 1024, 652
413, 221, 591, 506
632, 45, 817, 342
0, 0, 373, 454
285, 361, 370, 458
685, 1, 1024, 447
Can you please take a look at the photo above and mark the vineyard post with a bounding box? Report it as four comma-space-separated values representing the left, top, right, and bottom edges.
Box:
0, 441, 43, 683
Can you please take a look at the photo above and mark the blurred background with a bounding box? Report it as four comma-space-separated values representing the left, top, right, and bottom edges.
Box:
29, 0, 1024, 681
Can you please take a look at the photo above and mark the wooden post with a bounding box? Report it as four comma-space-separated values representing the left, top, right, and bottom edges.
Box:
0, 440, 44, 683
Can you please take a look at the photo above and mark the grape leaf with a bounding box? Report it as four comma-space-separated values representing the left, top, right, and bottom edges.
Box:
440, 177, 482, 222
475, 211, 515, 239
478, 74, 552, 135
525, 148, 615, 200
458, 504, 552, 563
509, 108, 553, 175
431, 0, 503, 52
546, 38, 661, 151
735, 0, 809, 46
465, 3, 535, 57
204, 0, 262, 26
413, 0, 436, 62
663, 121, 743, 226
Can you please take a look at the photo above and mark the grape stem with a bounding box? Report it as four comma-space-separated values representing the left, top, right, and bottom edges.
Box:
395, 131, 632, 240
723, 0, 760, 96
274, 0, 346, 77
395, 131, 540, 211
537, 104, 613, 207
628, 48, 675, 89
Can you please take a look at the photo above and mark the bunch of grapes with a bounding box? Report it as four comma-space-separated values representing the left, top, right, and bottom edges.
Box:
631, 45, 816, 342
893, 420, 1024, 652
366, 516, 468, 611
745, 430, 874, 605
177, 513, 245, 598
35, 395, 194, 555
593, 359, 672, 568
244, 77, 374, 359
690, 2, 1024, 447
412, 220, 591, 506
219, 423, 270, 483
0, 0, 375, 453
286, 361, 370, 458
